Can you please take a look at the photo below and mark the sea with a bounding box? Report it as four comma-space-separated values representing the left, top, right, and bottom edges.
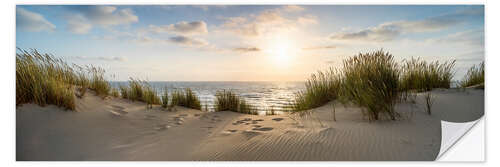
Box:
110, 81, 305, 112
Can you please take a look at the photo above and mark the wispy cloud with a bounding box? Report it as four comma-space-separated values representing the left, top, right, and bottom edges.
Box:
330, 7, 483, 42
232, 47, 261, 52
282, 5, 305, 12
302, 45, 336, 50
193, 5, 227, 11
16, 8, 55, 32
74, 56, 127, 62
71, 6, 138, 26
216, 5, 316, 38
167, 35, 208, 46
149, 21, 208, 35
62, 6, 138, 34
65, 14, 92, 34
428, 29, 484, 46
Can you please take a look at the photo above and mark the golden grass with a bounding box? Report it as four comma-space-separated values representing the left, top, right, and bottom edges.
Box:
400, 58, 455, 92
215, 90, 258, 115
16, 49, 110, 110
459, 61, 484, 88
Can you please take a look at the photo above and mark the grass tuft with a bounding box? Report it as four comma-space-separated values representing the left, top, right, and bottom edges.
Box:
459, 61, 484, 88
16, 49, 110, 110
119, 78, 161, 108
290, 68, 341, 112
400, 58, 455, 92
169, 88, 201, 110
215, 90, 258, 115
340, 50, 400, 121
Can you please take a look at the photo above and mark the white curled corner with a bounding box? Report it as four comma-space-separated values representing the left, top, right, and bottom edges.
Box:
437, 117, 483, 160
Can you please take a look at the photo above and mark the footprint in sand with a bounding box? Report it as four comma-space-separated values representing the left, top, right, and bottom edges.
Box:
252, 127, 274, 131
109, 105, 127, 116
226, 129, 238, 133
144, 115, 157, 120
252, 125, 262, 128
154, 124, 170, 131
272, 118, 284, 122
178, 114, 188, 117
232, 120, 246, 125
241, 131, 261, 139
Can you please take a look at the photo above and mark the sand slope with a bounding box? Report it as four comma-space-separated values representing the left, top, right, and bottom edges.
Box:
16, 89, 483, 161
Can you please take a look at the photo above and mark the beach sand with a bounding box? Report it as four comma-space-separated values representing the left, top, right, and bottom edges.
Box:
16, 89, 483, 161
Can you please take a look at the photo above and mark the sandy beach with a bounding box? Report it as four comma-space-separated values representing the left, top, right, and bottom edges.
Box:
16, 88, 483, 161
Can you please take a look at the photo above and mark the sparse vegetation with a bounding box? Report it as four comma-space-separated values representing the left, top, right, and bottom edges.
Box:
424, 92, 434, 115
215, 90, 258, 115
169, 88, 201, 110
459, 61, 484, 88
111, 88, 120, 98
290, 68, 341, 112
400, 58, 455, 92
119, 78, 161, 108
161, 87, 169, 109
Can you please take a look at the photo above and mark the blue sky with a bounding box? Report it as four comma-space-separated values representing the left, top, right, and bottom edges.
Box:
16, 5, 484, 81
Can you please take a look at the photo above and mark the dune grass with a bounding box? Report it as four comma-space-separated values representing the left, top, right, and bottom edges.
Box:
111, 88, 120, 98
119, 78, 161, 108
459, 61, 484, 88
290, 68, 341, 112
341, 50, 400, 120
161, 87, 169, 109
400, 58, 455, 92
290, 50, 460, 121
169, 88, 201, 110
16, 49, 111, 110
215, 90, 258, 115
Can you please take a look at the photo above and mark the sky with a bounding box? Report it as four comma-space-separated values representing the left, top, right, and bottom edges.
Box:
16, 5, 484, 81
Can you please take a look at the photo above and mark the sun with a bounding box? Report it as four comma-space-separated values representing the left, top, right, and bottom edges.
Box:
265, 36, 297, 67
274, 43, 290, 62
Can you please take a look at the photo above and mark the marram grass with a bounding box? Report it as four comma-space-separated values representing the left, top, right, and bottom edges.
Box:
119, 78, 161, 108
400, 58, 455, 92
170, 88, 202, 110
16, 49, 111, 110
290, 68, 341, 112
341, 50, 400, 121
215, 90, 258, 115
459, 61, 484, 88
290, 49, 460, 121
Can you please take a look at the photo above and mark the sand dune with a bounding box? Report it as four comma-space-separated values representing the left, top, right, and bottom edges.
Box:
16, 89, 483, 161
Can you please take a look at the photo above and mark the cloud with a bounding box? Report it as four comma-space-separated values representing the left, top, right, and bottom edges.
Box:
297, 15, 318, 25
428, 29, 484, 46
74, 56, 127, 62
282, 5, 305, 12
65, 14, 92, 34
325, 60, 335, 64
71, 6, 138, 26
217, 7, 317, 38
16, 7, 56, 32
330, 7, 483, 42
167, 35, 208, 46
330, 24, 401, 42
149, 21, 208, 35
232, 47, 260, 52
193, 5, 227, 11
302, 45, 336, 50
